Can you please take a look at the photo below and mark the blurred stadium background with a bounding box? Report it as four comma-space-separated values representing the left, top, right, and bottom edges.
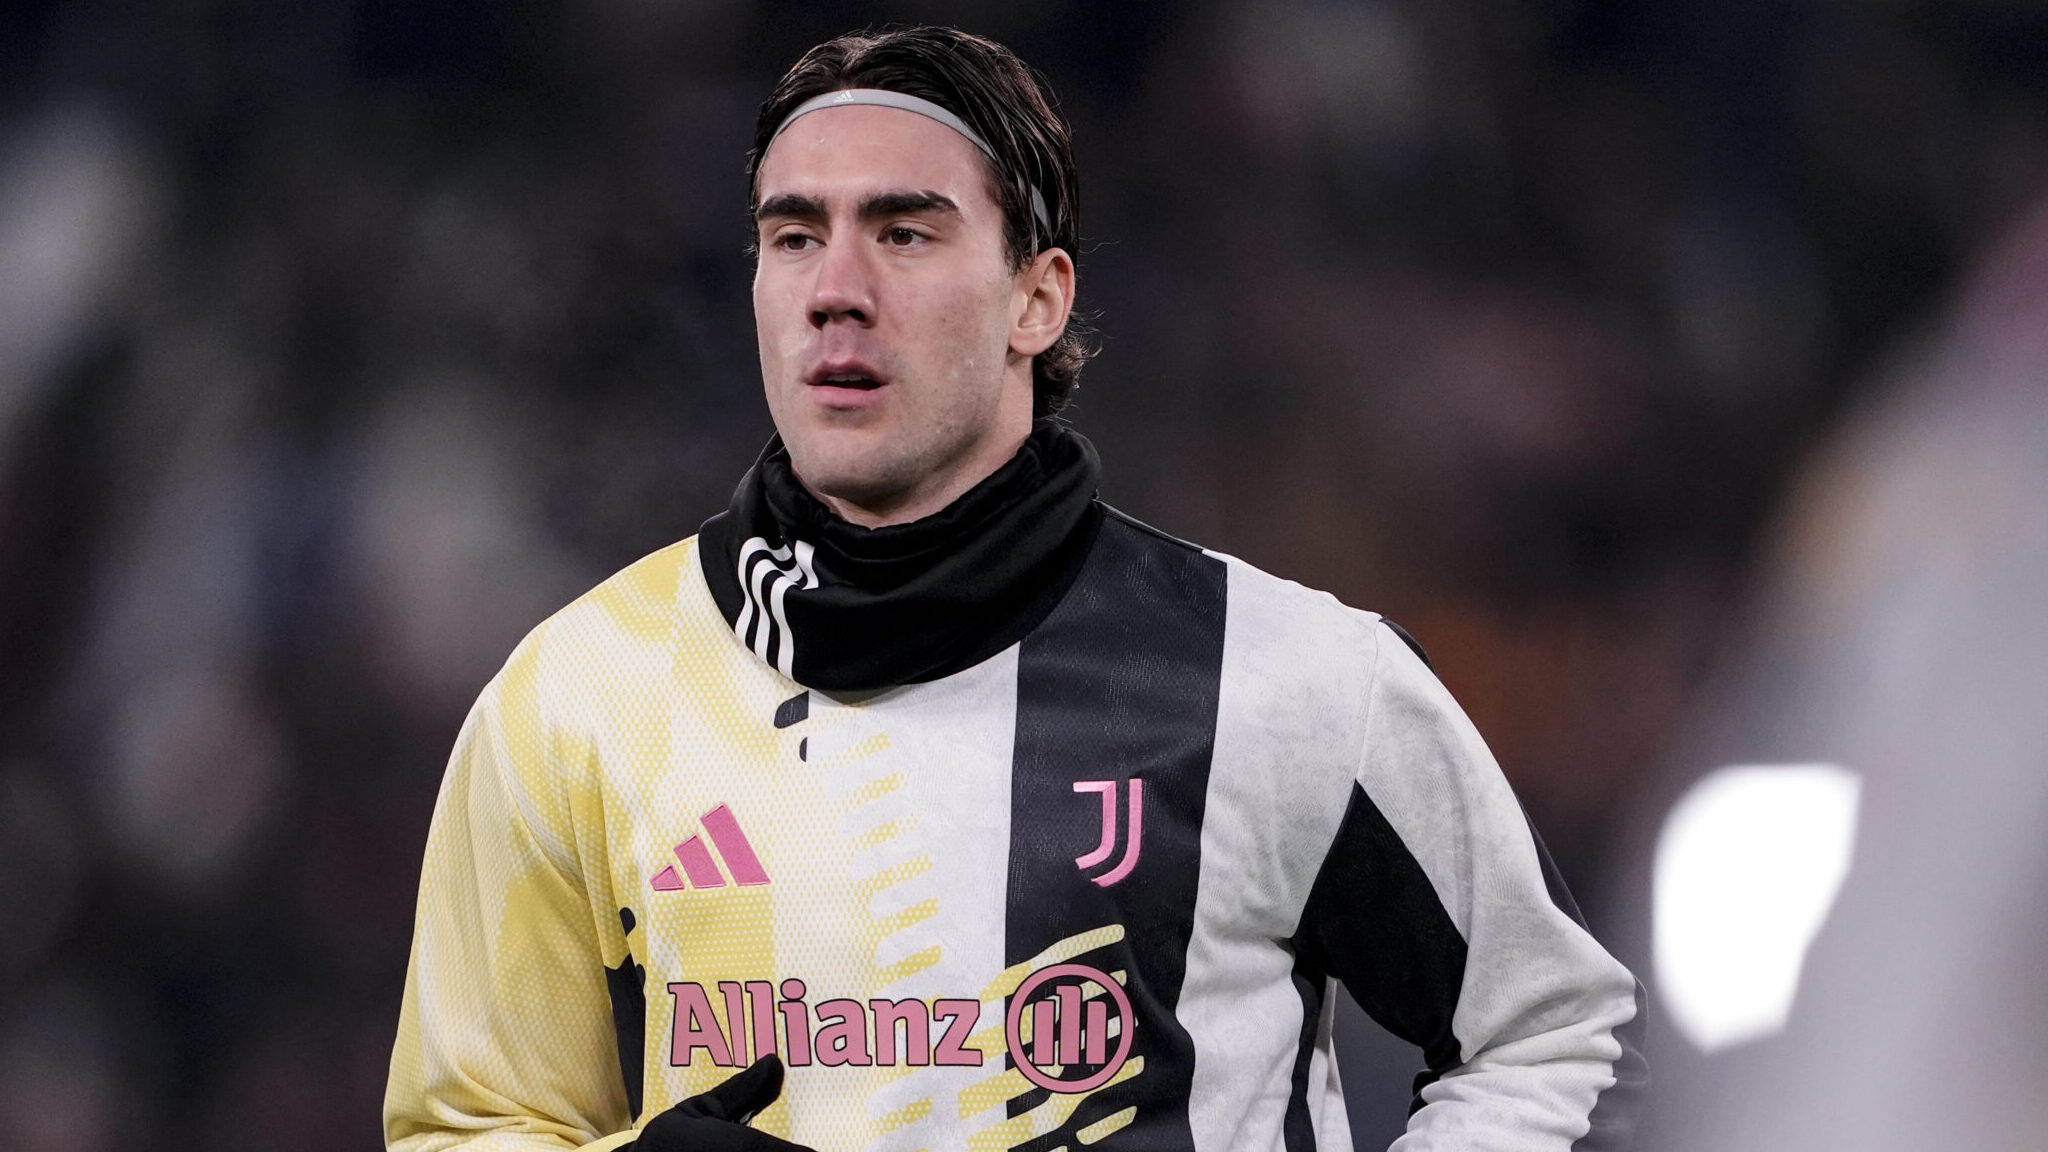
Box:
3, 1, 2047, 1148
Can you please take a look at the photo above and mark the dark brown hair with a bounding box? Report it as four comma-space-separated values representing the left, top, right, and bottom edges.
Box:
750, 27, 1094, 417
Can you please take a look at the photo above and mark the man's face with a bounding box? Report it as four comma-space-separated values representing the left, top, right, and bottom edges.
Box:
752, 103, 1054, 526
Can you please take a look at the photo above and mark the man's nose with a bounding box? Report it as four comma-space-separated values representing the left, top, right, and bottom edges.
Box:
808, 234, 874, 328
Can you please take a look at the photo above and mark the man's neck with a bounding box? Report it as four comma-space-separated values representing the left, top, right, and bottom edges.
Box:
803, 424, 1034, 529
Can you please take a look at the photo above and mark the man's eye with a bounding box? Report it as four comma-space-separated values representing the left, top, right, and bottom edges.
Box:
774, 233, 818, 251
885, 226, 924, 246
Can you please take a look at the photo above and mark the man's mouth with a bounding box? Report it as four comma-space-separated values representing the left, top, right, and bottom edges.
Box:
804, 358, 891, 399
812, 373, 884, 391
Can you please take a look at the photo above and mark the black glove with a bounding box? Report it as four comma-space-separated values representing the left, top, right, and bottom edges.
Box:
635, 1055, 815, 1151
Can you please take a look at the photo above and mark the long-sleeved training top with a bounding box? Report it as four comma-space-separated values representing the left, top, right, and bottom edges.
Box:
385, 508, 1645, 1151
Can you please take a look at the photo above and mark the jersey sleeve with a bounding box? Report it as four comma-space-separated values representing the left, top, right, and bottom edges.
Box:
1291, 621, 1646, 1151
384, 628, 637, 1151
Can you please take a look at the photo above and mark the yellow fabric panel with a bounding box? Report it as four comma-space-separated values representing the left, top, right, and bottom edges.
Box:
387, 534, 1036, 1148
387, 542, 714, 1150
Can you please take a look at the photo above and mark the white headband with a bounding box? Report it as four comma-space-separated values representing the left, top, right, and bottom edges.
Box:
769, 87, 1053, 247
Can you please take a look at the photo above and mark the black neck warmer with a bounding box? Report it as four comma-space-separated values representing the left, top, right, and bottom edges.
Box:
698, 420, 1105, 692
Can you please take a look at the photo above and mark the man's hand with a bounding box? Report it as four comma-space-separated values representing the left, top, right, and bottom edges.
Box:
635, 1055, 815, 1151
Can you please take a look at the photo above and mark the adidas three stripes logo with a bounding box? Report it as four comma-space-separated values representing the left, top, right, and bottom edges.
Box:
651, 804, 770, 891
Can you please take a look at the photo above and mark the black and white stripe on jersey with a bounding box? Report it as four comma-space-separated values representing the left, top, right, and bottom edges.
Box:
1005, 509, 1227, 1152
733, 536, 818, 680
1291, 629, 1648, 1151
1292, 780, 1470, 1103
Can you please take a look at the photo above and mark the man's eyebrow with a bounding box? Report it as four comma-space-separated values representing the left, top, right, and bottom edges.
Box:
754, 192, 827, 222
858, 190, 959, 219
753, 189, 962, 228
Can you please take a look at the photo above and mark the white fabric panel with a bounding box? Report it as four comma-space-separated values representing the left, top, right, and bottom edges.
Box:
1358, 632, 1637, 1151
1181, 555, 1378, 1151
776, 652, 1019, 1152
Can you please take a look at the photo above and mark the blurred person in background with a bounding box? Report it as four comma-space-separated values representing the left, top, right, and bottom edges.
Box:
1625, 195, 2048, 1149
384, 24, 1643, 1152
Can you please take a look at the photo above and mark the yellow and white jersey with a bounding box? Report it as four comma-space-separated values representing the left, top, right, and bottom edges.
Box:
386, 512, 1643, 1152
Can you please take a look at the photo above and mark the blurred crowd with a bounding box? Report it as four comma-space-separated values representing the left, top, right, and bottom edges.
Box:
3, 1, 2047, 1148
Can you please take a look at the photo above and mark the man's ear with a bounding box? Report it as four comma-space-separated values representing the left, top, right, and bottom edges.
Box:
1010, 247, 1074, 358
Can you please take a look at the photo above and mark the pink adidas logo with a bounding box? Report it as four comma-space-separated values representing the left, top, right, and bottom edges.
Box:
651, 804, 770, 891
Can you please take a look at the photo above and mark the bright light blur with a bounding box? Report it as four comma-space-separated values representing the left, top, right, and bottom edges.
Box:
1654, 763, 1861, 1054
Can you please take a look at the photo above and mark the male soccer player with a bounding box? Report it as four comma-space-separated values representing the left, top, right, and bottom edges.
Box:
386, 26, 1645, 1152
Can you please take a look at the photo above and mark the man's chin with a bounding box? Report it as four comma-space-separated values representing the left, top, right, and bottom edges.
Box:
786, 450, 924, 522
784, 421, 1007, 526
